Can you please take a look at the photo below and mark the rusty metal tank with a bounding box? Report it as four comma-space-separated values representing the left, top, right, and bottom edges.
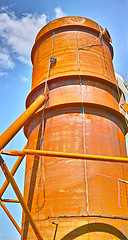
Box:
22, 16, 128, 239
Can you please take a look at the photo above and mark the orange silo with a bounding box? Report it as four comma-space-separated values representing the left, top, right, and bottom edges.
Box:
22, 16, 128, 239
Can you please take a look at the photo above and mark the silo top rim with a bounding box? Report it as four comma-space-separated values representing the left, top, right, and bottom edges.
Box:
35, 16, 103, 42
31, 16, 113, 63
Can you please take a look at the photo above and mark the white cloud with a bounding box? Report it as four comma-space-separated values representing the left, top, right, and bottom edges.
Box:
0, 71, 7, 76
0, 11, 47, 68
0, 7, 66, 77
0, 6, 9, 11
55, 7, 66, 19
0, 47, 15, 69
18, 55, 31, 65
20, 76, 29, 82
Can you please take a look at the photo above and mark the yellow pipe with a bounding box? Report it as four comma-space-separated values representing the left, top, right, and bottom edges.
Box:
2, 148, 128, 163
0, 143, 27, 199
1, 199, 20, 203
0, 200, 21, 234
0, 155, 43, 240
0, 94, 47, 150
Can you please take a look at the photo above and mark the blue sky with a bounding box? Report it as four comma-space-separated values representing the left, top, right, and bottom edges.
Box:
0, 0, 128, 239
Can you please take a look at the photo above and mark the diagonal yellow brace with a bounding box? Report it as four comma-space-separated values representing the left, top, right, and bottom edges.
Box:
0, 155, 43, 240
0, 143, 27, 199
0, 199, 21, 234
0, 93, 47, 150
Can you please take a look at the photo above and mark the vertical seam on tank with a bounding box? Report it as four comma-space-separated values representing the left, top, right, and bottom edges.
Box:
76, 30, 89, 216
35, 32, 56, 212
35, 108, 45, 213
44, 32, 55, 92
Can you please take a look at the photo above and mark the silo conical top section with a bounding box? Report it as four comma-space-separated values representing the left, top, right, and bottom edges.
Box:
22, 16, 128, 239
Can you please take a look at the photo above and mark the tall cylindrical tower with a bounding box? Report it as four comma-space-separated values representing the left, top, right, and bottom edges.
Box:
22, 17, 128, 239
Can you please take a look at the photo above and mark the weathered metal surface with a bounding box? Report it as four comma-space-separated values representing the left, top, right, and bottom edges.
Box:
22, 16, 128, 239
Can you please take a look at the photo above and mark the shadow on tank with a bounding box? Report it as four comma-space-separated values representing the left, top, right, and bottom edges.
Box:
61, 222, 127, 240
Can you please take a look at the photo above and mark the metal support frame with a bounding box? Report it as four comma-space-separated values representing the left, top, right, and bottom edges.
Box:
0, 199, 21, 234
0, 93, 47, 150
0, 143, 27, 199
0, 92, 47, 239
0, 155, 43, 240
2, 148, 128, 163
1, 199, 20, 203
0, 143, 27, 234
